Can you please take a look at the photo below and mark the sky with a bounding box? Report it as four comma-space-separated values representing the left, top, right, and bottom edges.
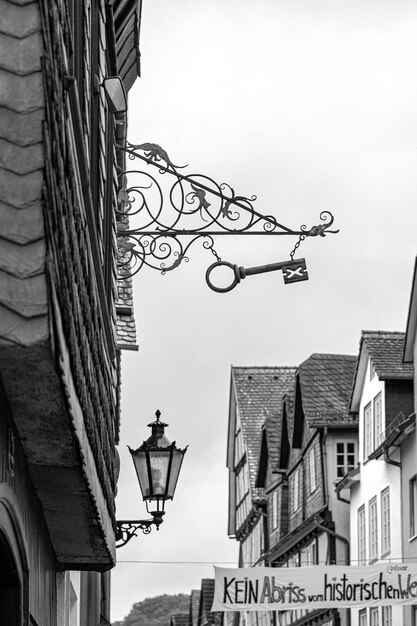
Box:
111, 1, 417, 622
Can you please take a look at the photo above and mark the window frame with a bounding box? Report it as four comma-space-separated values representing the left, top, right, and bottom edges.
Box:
370, 607, 379, 626
271, 489, 278, 530
382, 606, 392, 626
292, 467, 300, 513
381, 487, 390, 556
336, 441, 356, 478
369, 496, 378, 563
410, 475, 417, 538
358, 504, 366, 565
374, 393, 383, 449
308, 446, 317, 493
359, 608, 368, 626
364, 402, 373, 459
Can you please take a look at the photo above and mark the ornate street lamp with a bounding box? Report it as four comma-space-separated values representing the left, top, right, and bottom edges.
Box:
116, 411, 187, 548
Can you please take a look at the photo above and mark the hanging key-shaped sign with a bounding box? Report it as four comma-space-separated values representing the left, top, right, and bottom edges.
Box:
205, 258, 308, 293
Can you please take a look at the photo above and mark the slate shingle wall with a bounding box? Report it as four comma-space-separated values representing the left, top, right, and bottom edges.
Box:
0, 0, 48, 347
40, 0, 122, 520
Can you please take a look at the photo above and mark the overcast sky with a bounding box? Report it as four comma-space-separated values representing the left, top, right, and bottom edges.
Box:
111, 1, 417, 622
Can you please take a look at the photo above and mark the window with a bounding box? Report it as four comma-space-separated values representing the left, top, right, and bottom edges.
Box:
382, 606, 392, 626
364, 394, 385, 458
336, 441, 356, 478
302, 540, 317, 566
235, 428, 245, 464
412, 605, 417, 626
236, 464, 250, 529
364, 402, 373, 458
308, 447, 317, 493
287, 552, 300, 568
292, 468, 300, 513
369, 496, 378, 562
374, 394, 383, 448
236, 465, 249, 504
359, 608, 368, 626
271, 490, 278, 530
410, 476, 417, 538
241, 519, 264, 567
370, 607, 379, 626
358, 505, 366, 565
381, 488, 390, 555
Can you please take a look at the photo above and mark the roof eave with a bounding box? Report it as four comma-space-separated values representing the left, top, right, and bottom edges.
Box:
404, 257, 417, 363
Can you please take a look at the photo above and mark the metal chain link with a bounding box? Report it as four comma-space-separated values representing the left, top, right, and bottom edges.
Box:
210, 244, 222, 262
289, 234, 306, 260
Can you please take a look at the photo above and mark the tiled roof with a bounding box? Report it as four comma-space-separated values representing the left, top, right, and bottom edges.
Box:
232, 367, 297, 499
298, 354, 357, 426
362, 331, 414, 380
170, 614, 189, 626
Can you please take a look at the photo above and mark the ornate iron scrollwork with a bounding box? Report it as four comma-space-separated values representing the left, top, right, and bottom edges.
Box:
116, 519, 159, 548
116, 141, 339, 282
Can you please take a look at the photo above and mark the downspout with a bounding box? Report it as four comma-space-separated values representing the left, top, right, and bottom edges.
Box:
321, 427, 329, 508
336, 489, 351, 506
383, 447, 401, 468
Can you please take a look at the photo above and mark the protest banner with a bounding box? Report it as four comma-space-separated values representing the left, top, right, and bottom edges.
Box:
212, 563, 417, 612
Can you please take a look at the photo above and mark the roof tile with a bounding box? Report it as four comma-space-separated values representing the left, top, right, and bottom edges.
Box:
362, 331, 413, 380
298, 353, 357, 426
232, 366, 297, 498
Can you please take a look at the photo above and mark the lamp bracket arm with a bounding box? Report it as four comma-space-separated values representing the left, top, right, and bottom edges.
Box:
115, 519, 160, 548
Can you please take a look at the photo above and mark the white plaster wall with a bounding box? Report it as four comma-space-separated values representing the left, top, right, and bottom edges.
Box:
350, 358, 404, 626
414, 338, 417, 415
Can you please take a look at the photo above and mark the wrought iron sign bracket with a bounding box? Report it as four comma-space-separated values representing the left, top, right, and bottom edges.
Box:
116, 142, 339, 291
115, 517, 163, 548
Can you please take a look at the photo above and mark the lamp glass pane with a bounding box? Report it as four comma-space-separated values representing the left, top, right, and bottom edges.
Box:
131, 450, 151, 499
103, 77, 127, 114
148, 450, 171, 497
166, 450, 186, 499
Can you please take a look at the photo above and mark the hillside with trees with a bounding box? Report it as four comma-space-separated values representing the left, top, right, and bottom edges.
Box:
113, 593, 190, 626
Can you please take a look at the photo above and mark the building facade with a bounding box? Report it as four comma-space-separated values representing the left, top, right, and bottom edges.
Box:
0, 0, 141, 623
340, 331, 414, 626
403, 258, 417, 626
260, 353, 357, 626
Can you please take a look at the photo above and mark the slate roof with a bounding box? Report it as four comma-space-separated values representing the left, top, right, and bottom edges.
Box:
298, 354, 358, 426
361, 331, 414, 380
232, 367, 297, 499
